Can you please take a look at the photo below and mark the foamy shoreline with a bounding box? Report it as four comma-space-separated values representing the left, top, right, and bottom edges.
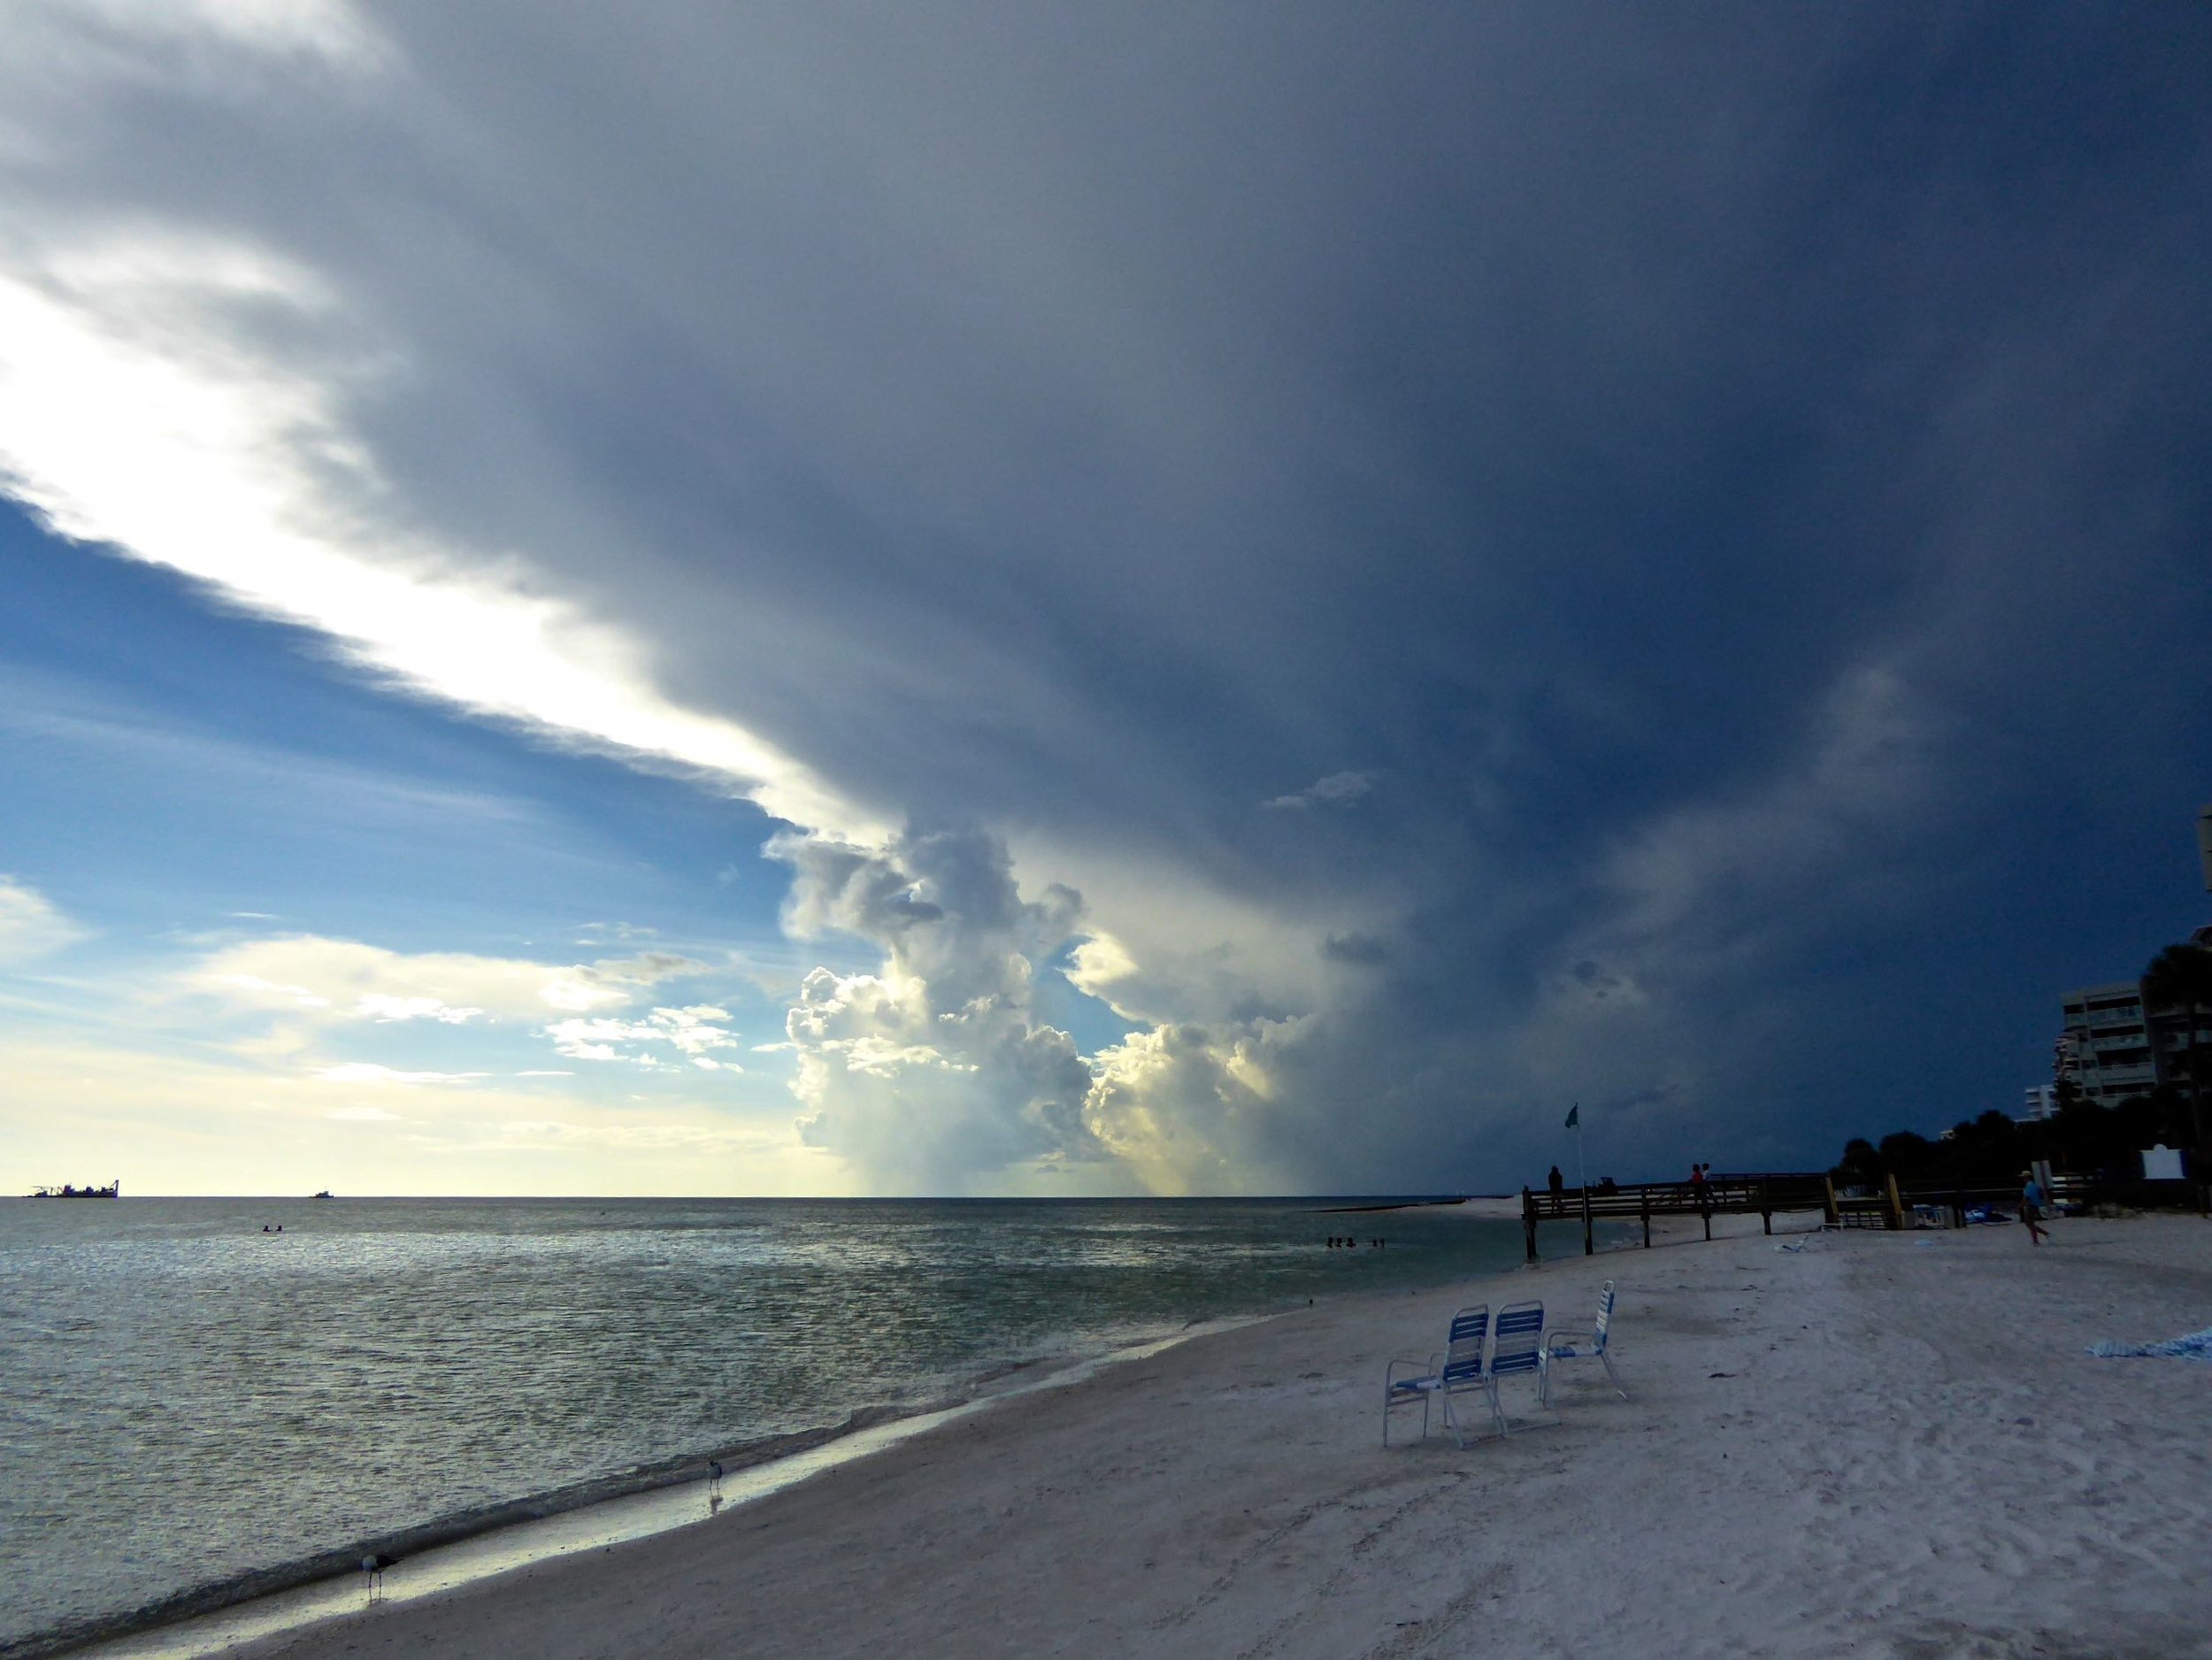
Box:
55, 1318, 1271, 1660
86, 1210, 2212, 1659
47, 1403, 954, 1660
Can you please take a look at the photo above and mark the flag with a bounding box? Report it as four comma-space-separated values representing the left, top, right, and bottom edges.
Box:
1564, 1103, 1579, 1129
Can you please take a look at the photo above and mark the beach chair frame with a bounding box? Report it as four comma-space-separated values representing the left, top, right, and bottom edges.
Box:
1539, 1279, 1627, 1404
1485, 1299, 1546, 1435
1384, 1303, 1492, 1448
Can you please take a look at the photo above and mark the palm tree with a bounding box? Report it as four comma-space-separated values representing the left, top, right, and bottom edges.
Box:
2142, 943, 2212, 1168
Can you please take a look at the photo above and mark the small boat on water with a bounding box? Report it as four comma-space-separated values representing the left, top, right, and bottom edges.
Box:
311, 1189, 334, 1199
28, 1180, 120, 1199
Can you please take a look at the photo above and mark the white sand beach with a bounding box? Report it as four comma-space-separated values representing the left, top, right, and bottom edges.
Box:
233, 1212, 2212, 1660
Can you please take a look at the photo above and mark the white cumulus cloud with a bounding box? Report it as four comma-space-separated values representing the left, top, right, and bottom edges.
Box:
774, 826, 1097, 1191
542, 1005, 745, 1069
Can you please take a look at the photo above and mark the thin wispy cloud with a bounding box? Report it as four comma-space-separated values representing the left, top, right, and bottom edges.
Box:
1263, 772, 1376, 811
318, 1063, 487, 1087
0, 877, 88, 966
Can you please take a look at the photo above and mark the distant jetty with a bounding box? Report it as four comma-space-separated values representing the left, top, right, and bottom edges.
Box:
29, 1180, 120, 1199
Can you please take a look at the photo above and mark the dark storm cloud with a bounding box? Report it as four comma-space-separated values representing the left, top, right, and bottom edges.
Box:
4, 2, 2208, 1186
1321, 934, 1389, 968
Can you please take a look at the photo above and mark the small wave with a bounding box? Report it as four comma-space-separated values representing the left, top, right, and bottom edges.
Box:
0, 1415, 873, 1660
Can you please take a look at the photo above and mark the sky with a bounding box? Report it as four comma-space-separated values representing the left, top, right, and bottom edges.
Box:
1, 1, 2208, 1197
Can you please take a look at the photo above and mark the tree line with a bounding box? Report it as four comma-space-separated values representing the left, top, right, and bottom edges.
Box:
1832, 939, 2211, 1191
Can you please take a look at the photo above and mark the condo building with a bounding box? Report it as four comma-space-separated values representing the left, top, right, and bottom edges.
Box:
2041, 812, 2212, 1111
2060, 982, 2159, 1104
2060, 978, 2212, 1106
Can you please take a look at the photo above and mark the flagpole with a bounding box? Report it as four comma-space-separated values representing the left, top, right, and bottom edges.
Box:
1572, 1102, 1592, 1257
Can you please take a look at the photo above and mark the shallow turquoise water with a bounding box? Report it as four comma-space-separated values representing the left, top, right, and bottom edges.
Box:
0, 1195, 1521, 1653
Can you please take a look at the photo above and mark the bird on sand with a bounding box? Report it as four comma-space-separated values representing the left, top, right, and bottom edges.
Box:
362, 1553, 398, 1599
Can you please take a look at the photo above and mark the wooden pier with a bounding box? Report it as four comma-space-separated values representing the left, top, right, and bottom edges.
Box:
1522, 1172, 1833, 1261
1522, 1171, 2210, 1261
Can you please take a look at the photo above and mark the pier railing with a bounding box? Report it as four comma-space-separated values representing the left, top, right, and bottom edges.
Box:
1523, 1171, 2212, 1260
1521, 1173, 1832, 1262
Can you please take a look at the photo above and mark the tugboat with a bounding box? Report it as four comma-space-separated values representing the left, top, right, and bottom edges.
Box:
28, 1180, 120, 1198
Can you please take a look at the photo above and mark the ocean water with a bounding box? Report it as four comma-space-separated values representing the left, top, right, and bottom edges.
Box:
0, 1196, 1522, 1655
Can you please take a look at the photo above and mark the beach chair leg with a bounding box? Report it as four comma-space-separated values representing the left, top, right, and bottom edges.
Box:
1383, 1384, 1420, 1448
1601, 1351, 1626, 1400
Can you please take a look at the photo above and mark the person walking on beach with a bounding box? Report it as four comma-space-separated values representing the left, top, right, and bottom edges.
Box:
2021, 1171, 2050, 1246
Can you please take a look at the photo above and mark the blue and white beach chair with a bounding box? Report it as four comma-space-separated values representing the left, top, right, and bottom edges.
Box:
1540, 1279, 1626, 1404
1383, 1304, 1489, 1448
1485, 1300, 1547, 1435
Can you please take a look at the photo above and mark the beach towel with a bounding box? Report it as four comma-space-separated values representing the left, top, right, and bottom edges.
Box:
2087, 1327, 2212, 1361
